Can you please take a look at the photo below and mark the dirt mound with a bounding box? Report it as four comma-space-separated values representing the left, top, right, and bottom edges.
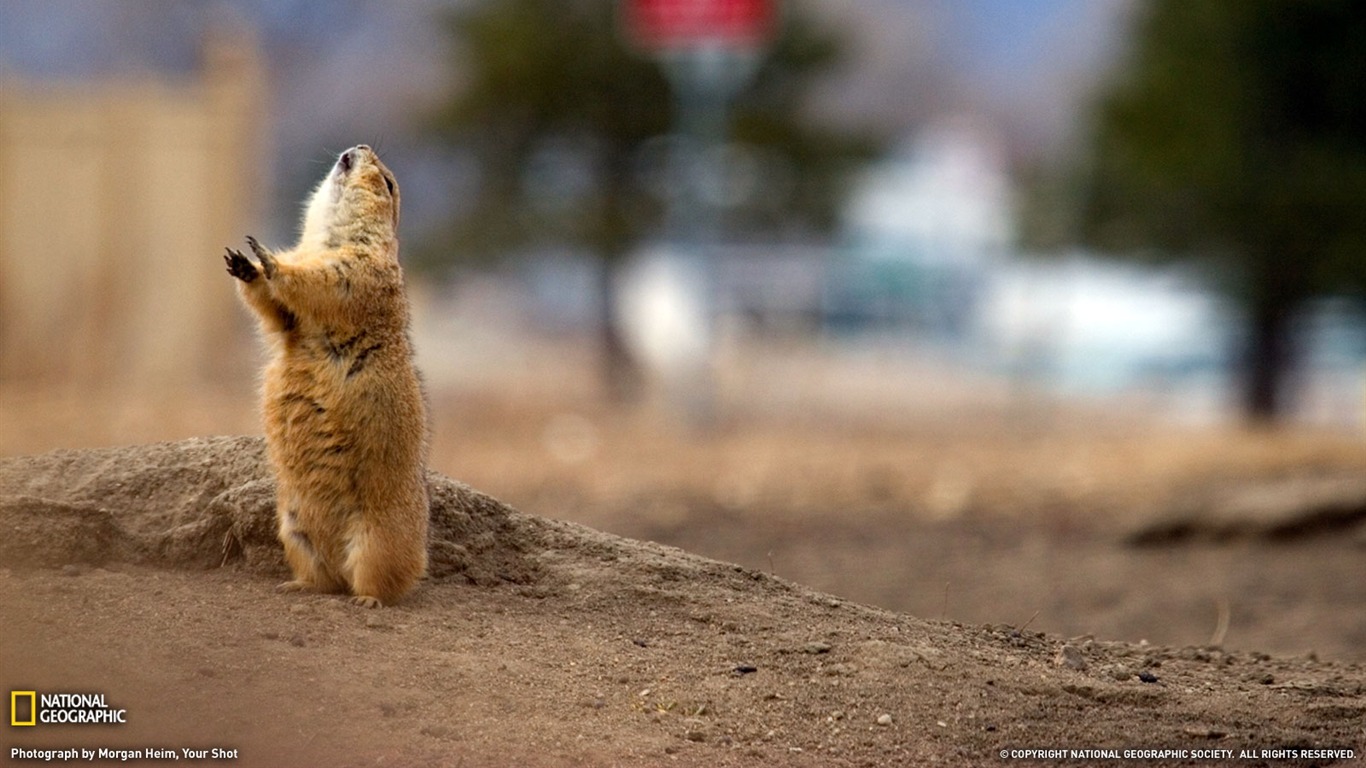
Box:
1127, 474, 1366, 545
0, 436, 549, 585
0, 436, 802, 600
3, 439, 1365, 766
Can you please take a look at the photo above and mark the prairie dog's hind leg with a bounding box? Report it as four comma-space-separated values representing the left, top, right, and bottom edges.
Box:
344, 540, 390, 609
277, 506, 345, 595
343, 524, 423, 609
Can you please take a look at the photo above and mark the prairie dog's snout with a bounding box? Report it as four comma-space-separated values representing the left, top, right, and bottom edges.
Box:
338, 146, 358, 173
337, 145, 372, 174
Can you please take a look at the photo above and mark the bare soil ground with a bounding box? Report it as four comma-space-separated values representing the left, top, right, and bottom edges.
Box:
2, 435, 1365, 768
429, 389, 1366, 664
1, 349, 1365, 766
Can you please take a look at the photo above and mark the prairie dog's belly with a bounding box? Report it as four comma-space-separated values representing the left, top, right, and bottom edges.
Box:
263, 344, 420, 502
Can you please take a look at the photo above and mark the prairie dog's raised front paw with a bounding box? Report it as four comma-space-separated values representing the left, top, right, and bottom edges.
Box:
223, 247, 259, 283
246, 235, 278, 279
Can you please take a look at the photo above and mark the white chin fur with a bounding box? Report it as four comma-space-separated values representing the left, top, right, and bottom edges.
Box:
298, 170, 341, 251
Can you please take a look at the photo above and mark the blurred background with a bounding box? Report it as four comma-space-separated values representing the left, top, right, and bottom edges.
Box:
3, 0, 1366, 661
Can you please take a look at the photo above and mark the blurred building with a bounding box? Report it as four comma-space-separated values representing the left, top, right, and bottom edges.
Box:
0, 28, 262, 388
834, 116, 1013, 337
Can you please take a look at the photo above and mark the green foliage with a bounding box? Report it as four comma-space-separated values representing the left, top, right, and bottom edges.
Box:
1075, 0, 1366, 300
420, 0, 879, 268
1030, 0, 1366, 418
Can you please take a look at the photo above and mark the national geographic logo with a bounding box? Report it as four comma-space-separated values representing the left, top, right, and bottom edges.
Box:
10, 691, 127, 726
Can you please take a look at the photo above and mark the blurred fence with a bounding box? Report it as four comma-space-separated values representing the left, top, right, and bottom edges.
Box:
0, 29, 262, 388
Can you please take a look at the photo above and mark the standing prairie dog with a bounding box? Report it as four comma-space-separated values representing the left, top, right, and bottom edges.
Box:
224, 144, 428, 608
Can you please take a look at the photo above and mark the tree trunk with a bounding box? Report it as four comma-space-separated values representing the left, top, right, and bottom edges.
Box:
1239, 296, 1297, 423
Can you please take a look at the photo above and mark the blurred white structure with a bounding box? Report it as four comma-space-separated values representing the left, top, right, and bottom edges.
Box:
617, 248, 712, 378
846, 116, 1013, 269
982, 256, 1231, 393
839, 116, 1237, 410
835, 116, 1012, 335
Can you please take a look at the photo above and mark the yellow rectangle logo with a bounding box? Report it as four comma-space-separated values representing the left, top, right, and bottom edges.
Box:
11, 691, 36, 726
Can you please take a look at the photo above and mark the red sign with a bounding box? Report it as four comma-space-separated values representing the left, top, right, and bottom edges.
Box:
622, 0, 778, 51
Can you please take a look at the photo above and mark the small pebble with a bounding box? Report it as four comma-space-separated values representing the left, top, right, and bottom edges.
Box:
1138, 671, 1159, 683
420, 724, 453, 739
733, 664, 758, 675
804, 641, 833, 655
1054, 644, 1087, 671
876, 714, 893, 726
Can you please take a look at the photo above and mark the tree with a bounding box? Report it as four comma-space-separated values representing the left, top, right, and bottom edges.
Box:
1045, 0, 1366, 421
422, 0, 877, 401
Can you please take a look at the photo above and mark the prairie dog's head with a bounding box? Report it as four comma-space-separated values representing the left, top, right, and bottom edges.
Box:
300, 145, 400, 250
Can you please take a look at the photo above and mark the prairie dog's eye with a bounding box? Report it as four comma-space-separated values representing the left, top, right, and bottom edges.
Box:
383, 176, 395, 195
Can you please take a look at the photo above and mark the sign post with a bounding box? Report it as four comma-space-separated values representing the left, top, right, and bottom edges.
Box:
621, 0, 779, 244
619, 0, 779, 424
622, 0, 778, 51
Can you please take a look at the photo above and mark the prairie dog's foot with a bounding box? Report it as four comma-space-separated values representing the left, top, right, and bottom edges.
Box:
351, 595, 383, 609
246, 235, 278, 279
276, 580, 312, 594
224, 248, 259, 283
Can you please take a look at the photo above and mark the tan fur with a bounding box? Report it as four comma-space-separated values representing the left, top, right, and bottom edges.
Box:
224, 145, 427, 608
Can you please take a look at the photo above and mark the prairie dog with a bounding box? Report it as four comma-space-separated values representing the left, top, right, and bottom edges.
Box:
224, 145, 428, 608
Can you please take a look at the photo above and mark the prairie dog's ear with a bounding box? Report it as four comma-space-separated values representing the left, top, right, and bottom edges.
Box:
380, 166, 400, 230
